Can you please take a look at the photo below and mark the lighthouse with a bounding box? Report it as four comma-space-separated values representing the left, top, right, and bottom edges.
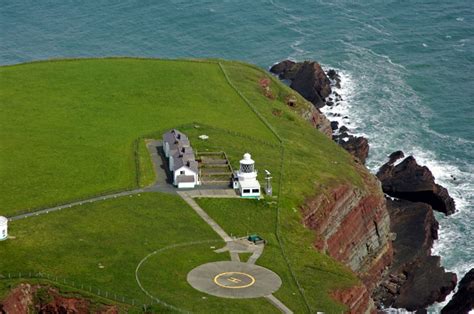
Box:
233, 153, 261, 198
0, 216, 8, 241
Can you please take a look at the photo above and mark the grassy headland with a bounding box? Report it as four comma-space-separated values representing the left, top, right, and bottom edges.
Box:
0, 58, 365, 312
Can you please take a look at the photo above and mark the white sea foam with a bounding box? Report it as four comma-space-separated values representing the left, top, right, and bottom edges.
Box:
318, 42, 473, 310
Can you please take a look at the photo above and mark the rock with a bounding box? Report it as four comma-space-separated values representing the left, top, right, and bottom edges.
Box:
373, 199, 457, 311
269, 60, 295, 79
0, 283, 118, 314
327, 69, 338, 80
327, 69, 342, 88
331, 283, 376, 314
387, 199, 439, 269
377, 154, 456, 215
270, 60, 332, 108
339, 126, 350, 133
335, 135, 369, 164
394, 256, 457, 311
442, 268, 474, 314
326, 101, 334, 106
301, 182, 393, 296
299, 104, 333, 138
330, 121, 339, 130
388, 151, 405, 164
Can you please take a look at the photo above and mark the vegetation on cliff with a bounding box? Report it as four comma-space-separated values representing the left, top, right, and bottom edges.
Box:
1, 58, 379, 312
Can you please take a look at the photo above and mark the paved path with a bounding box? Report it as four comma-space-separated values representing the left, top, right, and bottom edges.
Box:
7, 140, 174, 221
265, 295, 294, 314
184, 189, 239, 198
145, 140, 171, 186
9, 189, 145, 221
247, 245, 264, 265
177, 191, 232, 242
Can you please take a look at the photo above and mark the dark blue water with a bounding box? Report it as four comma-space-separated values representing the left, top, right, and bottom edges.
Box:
1, 0, 473, 309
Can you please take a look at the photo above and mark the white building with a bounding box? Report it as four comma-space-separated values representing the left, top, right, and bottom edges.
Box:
173, 159, 199, 188
233, 153, 261, 198
0, 216, 8, 241
162, 129, 200, 188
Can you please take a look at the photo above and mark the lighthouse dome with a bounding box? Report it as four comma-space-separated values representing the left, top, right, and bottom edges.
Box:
240, 153, 254, 165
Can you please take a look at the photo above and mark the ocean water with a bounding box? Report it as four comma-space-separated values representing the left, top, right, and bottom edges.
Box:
1, 0, 472, 310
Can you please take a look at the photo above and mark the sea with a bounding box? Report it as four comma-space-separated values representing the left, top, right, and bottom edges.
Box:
1, 0, 472, 311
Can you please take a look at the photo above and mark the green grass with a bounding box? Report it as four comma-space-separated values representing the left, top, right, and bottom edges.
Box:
197, 198, 357, 313
0, 193, 220, 296
138, 139, 155, 187
138, 242, 278, 313
0, 59, 276, 216
0, 58, 372, 312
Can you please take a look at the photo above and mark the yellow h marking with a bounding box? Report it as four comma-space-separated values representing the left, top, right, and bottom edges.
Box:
227, 277, 242, 283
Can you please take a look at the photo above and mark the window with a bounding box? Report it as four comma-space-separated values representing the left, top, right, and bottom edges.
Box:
180, 170, 185, 174
243, 189, 250, 194
252, 189, 259, 193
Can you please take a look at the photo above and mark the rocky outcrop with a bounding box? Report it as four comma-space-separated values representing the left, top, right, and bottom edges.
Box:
331, 284, 374, 314
299, 103, 333, 138
377, 153, 456, 215
442, 268, 474, 314
334, 133, 369, 164
0, 283, 118, 314
270, 60, 331, 108
271, 60, 370, 163
373, 199, 456, 310
301, 163, 393, 311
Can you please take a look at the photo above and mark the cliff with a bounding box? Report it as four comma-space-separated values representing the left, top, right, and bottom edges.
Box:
271, 59, 393, 312
373, 199, 457, 310
301, 164, 393, 312
442, 268, 474, 314
0, 283, 118, 314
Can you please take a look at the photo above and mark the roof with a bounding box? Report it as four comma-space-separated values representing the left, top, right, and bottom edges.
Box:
163, 129, 190, 146
239, 179, 260, 189
177, 175, 196, 183
240, 153, 255, 165
174, 159, 198, 173
172, 145, 194, 158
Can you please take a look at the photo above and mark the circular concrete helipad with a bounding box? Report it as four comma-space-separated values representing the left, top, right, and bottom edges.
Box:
187, 261, 282, 298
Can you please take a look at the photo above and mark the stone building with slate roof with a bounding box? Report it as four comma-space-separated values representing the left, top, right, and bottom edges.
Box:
162, 129, 199, 188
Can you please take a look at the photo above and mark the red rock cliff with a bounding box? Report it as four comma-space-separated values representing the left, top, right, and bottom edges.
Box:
301, 165, 393, 312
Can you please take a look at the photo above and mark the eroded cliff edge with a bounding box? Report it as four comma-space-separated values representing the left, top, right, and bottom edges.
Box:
301, 164, 393, 313
271, 59, 457, 312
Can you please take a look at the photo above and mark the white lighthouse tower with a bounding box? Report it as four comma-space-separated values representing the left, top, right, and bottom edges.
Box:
233, 153, 261, 198
0, 216, 8, 241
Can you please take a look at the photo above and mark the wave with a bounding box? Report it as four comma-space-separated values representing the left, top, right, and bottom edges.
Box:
318, 51, 474, 309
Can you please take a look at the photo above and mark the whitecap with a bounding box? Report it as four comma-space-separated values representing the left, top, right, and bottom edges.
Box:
456, 17, 464, 22
422, 43, 428, 47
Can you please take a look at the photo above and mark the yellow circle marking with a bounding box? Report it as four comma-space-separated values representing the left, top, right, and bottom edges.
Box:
213, 272, 256, 289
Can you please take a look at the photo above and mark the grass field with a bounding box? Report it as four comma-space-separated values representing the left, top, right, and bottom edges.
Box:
197, 198, 357, 313
0, 59, 276, 216
0, 58, 367, 312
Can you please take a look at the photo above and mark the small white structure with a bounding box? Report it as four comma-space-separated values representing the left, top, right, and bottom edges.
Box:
163, 129, 200, 188
173, 159, 199, 188
0, 216, 8, 241
233, 153, 261, 198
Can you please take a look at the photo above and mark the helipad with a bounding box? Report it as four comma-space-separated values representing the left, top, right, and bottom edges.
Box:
187, 261, 282, 298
